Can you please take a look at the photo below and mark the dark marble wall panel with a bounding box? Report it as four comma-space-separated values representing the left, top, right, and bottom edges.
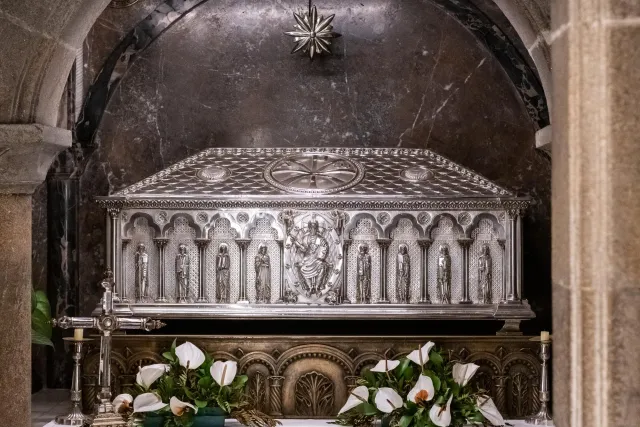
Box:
78, 0, 551, 333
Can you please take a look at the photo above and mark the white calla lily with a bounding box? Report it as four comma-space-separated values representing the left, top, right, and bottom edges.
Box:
407, 374, 435, 404
170, 396, 198, 416
136, 364, 169, 389
133, 393, 167, 413
477, 395, 505, 426
407, 342, 435, 366
338, 385, 369, 414
429, 395, 453, 427
452, 362, 480, 387
210, 360, 238, 386
112, 393, 133, 413
370, 359, 400, 373
175, 342, 206, 370
374, 387, 403, 413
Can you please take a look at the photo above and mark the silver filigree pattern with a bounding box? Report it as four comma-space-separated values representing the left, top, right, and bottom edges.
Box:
155, 211, 168, 224
196, 212, 208, 223
264, 152, 364, 195
196, 165, 232, 182
376, 212, 391, 225
417, 212, 431, 225
458, 212, 472, 226
400, 166, 434, 182
237, 212, 250, 224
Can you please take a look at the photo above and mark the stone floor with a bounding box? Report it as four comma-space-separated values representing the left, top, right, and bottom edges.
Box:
31, 389, 69, 427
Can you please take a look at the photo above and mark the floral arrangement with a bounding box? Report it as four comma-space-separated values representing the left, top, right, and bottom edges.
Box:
334, 342, 504, 427
112, 340, 278, 427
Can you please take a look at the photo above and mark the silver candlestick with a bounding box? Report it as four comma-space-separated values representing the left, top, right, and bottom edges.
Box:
55, 337, 93, 426
526, 337, 553, 425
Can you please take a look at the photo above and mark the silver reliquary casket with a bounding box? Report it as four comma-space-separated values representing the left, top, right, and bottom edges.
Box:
96, 147, 534, 321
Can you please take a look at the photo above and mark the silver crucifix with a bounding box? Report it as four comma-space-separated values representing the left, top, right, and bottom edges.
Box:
55, 269, 165, 427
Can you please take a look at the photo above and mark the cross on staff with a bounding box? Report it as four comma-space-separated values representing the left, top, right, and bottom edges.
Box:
55, 269, 166, 427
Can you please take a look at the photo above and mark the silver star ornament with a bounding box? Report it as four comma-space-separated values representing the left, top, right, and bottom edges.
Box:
285, 5, 340, 59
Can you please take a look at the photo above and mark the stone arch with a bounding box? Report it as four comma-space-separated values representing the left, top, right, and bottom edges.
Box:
239, 352, 278, 376
426, 213, 465, 239
465, 213, 506, 239
245, 212, 285, 240
162, 212, 203, 238
123, 212, 162, 237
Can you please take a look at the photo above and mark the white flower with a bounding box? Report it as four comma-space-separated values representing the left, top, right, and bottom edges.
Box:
112, 393, 133, 413
429, 395, 453, 427
477, 395, 505, 426
452, 363, 480, 387
338, 385, 369, 414
136, 364, 169, 389
210, 360, 238, 386
407, 342, 435, 366
370, 359, 400, 373
374, 387, 403, 413
407, 375, 435, 404
175, 342, 206, 370
170, 396, 198, 416
133, 393, 167, 413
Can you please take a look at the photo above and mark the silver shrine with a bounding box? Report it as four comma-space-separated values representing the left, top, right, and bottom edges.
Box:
95, 147, 533, 322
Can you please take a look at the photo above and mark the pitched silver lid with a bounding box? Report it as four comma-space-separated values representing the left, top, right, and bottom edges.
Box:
107, 147, 514, 199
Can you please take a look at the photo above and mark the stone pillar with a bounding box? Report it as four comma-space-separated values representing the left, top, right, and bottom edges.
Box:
552, 2, 640, 426
376, 238, 392, 303
195, 239, 210, 302
457, 238, 473, 304
342, 239, 352, 303
154, 238, 169, 302
106, 208, 121, 300
0, 124, 71, 427
236, 239, 251, 303
268, 376, 285, 416
344, 375, 359, 393
417, 239, 432, 304
505, 210, 519, 303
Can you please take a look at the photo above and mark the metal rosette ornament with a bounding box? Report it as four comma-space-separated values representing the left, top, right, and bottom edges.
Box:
285, 3, 341, 59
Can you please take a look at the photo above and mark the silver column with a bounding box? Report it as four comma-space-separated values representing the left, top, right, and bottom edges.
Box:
154, 238, 169, 302
341, 239, 352, 303
275, 240, 285, 303
120, 239, 130, 303
506, 210, 519, 303
106, 208, 120, 300
195, 238, 210, 302
236, 239, 251, 303
516, 213, 523, 302
497, 238, 506, 302
418, 239, 432, 304
458, 238, 473, 304
376, 238, 391, 304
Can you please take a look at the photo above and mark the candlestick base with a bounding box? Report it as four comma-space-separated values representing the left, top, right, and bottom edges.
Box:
525, 408, 554, 425
55, 406, 92, 426
89, 411, 127, 427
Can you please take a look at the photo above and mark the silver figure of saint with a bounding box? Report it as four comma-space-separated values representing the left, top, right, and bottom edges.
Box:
216, 243, 230, 303
290, 219, 331, 296
437, 244, 452, 304
175, 244, 190, 303
478, 244, 492, 303
356, 244, 372, 303
134, 243, 149, 301
254, 244, 271, 303
396, 244, 411, 303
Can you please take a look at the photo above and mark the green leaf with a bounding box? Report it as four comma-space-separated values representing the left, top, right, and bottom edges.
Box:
33, 290, 51, 318
32, 309, 52, 338
31, 330, 53, 347
396, 358, 411, 376
162, 351, 175, 361
399, 414, 414, 427
429, 351, 443, 366
171, 338, 177, 352
361, 402, 379, 416
194, 399, 208, 408
363, 369, 377, 386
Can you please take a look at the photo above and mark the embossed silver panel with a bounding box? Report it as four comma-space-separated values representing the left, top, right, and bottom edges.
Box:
98, 148, 533, 322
